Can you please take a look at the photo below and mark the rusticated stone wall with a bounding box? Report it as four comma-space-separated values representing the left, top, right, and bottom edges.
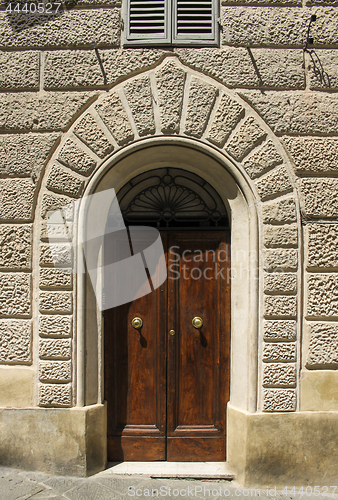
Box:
34, 59, 301, 410
0, 0, 337, 413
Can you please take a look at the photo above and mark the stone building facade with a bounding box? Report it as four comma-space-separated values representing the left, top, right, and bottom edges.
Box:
0, 0, 337, 487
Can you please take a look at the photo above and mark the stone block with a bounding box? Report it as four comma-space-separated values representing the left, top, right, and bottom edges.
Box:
264, 249, 298, 272
39, 243, 72, 267
38, 383, 72, 407
263, 363, 297, 388
0, 225, 32, 270
39, 339, 71, 360
40, 220, 73, 242
0, 132, 59, 178
307, 274, 338, 318
0, 9, 120, 49
47, 163, 84, 198
44, 48, 165, 90
41, 193, 74, 220
45, 49, 105, 89
96, 93, 134, 145
255, 165, 293, 200
225, 117, 266, 161
39, 361, 72, 383
0, 51, 39, 90
0, 179, 35, 221
155, 61, 186, 134
39, 292, 72, 314
0, 273, 31, 317
39, 315, 72, 338
0, 92, 94, 132
309, 49, 338, 90
263, 342, 296, 362
176, 48, 304, 90
222, 7, 338, 48
307, 224, 338, 270
264, 273, 297, 294
262, 197, 297, 224
283, 136, 338, 175
184, 77, 218, 138
222, 7, 305, 46
264, 224, 298, 248
58, 139, 96, 177
248, 48, 304, 88
207, 93, 243, 147
74, 113, 114, 159
264, 296, 297, 318
239, 90, 338, 135
299, 178, 338, 219
0, 319, 31, 364
39, 269, 72, 290
123, 75, 155, 137
306, 323, 338, 368
263, 320, 297, 341
263, 389, 296, 411
242, 140, 283, 179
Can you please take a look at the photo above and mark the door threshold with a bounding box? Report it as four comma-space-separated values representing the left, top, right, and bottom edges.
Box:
104, 462, 235, 479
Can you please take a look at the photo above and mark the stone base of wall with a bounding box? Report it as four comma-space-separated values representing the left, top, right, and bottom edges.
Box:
1, 402, 336, 483
0, 404, 106, 477
227, 405, 338, 487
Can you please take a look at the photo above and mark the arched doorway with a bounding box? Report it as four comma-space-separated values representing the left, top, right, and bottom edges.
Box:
104, 167, 231, 461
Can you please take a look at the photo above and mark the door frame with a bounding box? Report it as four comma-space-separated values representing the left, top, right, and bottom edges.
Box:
76, 137, 259, 462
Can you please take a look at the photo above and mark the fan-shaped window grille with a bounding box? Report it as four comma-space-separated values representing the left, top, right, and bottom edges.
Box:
110, 168, 229, 229
124, 0, 218, 46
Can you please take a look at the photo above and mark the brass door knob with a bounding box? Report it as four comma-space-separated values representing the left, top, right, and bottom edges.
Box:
192, 317, 203, 329
131, 317, 143, 329
169, 329, 175, 336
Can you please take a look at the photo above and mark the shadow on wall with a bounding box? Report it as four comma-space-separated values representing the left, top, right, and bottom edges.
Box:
307, 49, 331, 88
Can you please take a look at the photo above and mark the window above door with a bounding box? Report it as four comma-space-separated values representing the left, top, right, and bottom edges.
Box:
123, 0, 219, 47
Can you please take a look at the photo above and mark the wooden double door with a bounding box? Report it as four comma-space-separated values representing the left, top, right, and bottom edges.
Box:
104, 230, 231, 462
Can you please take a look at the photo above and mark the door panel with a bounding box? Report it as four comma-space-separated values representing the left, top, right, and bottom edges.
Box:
104, 232, 167, 461
167, 232, 230, 461
104, 230, 230, 462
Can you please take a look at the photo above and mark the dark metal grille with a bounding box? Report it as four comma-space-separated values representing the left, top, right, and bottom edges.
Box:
112, 168, 229, 229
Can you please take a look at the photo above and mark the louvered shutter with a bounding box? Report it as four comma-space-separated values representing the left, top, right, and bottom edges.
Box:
124, 0, 171, 45
173, 0, 218, 45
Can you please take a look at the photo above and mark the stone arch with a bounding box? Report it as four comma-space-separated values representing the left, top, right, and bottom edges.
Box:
34, 56, 302, 418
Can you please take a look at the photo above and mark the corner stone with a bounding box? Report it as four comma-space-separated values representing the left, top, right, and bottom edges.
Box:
263, 320, 297, 341
38, 383, 72, 407
263, 389, 296, 411
39, 315, 72, 338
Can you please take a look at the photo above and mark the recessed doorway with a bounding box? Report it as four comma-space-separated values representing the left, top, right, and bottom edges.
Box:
104, 168, 231, 461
